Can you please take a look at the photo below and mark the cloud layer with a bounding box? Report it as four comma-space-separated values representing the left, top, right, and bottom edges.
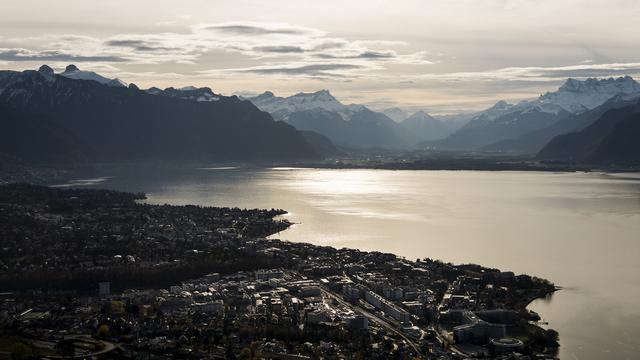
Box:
1, 8, 640, 112
415, 62, 640, 82
0, 21, 433, 80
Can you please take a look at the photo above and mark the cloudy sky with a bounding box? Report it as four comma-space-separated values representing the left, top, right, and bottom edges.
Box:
1, 0, 639, 113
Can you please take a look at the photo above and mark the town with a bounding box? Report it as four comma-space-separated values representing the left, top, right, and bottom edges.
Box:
0, 184, 559, 359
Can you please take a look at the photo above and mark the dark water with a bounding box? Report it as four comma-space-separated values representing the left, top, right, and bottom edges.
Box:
62, 167, 640, 360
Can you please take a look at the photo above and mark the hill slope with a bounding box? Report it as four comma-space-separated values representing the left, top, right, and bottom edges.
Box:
0, 105, 96, 164
426, 104, 568, 150
483, 94, 640, 154
537, 100, 640, 164
0, 66, 322, 163
427, 77, 640, 152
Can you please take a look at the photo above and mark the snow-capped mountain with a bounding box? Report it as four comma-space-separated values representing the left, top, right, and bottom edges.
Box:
466, 76, 640, 128
538, 98, 640, 163
60, 64, 127, 87
247, 90, 419, 149
538, 76, 640, 113
462, 100, 518, 129
425, 76, 640, 151
484, 92, 640, 154
425, 101, 571, 150
248, 90, 363, 120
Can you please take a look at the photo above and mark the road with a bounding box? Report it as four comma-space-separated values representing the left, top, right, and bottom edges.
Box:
320, 286, 422, 357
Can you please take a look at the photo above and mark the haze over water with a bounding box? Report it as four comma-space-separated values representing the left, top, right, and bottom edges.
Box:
86, 167, 640, 360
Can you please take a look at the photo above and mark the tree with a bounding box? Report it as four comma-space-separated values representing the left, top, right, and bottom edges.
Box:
97, 324, 110, 339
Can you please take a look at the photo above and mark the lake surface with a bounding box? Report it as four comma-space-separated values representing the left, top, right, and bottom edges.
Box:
72, 166, 640, 360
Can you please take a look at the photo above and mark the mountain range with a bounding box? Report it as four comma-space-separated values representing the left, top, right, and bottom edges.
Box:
0, 65, 331, 164
537, 98, 640, 164
247, 90, 462, 149
424, 76, 640, 157
0, 64, 637, 166
250, 76, 640, 156
483, 93, 640, 154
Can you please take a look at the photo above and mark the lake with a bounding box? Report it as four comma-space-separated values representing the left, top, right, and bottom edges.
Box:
69, 166, 640, 360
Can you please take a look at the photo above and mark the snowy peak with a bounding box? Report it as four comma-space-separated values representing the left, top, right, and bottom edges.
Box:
540, 76, 640, 113
467, 76, 624, 127
290, 89, 338, 103
248, 89, 352, 114
468, 76, 639, 121
472, 100, 516, 122
558, 76, 640, 93
60, 64, 127, 88
107, 78, 127, 88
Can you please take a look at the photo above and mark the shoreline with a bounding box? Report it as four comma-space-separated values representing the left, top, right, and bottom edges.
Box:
0, 182, 561, 357
270, 210, 561, 351
524, 286, 561, 331
525, 286, 562, 308
289, 160, 640, 173
5, 160, 640, 187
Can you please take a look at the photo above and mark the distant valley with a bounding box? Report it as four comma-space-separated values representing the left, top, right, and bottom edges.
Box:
246, 90, 464, 149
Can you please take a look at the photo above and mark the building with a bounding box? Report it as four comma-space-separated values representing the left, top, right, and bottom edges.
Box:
342, 284, 362, 302
256, 269, 284, 281
383, 286, 403, 301
346, 315, 369, 331
193, 300, 224, 315
384, 303, 411, 322
306, 309, 329, 324
365, 290, 411, 322
365, 291, 383, 310
491, 337, 524, 354
453, 321, 506, 344
300, 286, 321, 298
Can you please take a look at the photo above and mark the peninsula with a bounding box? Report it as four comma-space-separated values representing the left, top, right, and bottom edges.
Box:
0, 184, 558, 359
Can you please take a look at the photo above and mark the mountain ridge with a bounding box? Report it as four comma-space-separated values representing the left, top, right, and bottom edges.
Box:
422, 76, 640, 151
537, 99, 640, 164
247, 90, 420, 149
0, 65, 328, 164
